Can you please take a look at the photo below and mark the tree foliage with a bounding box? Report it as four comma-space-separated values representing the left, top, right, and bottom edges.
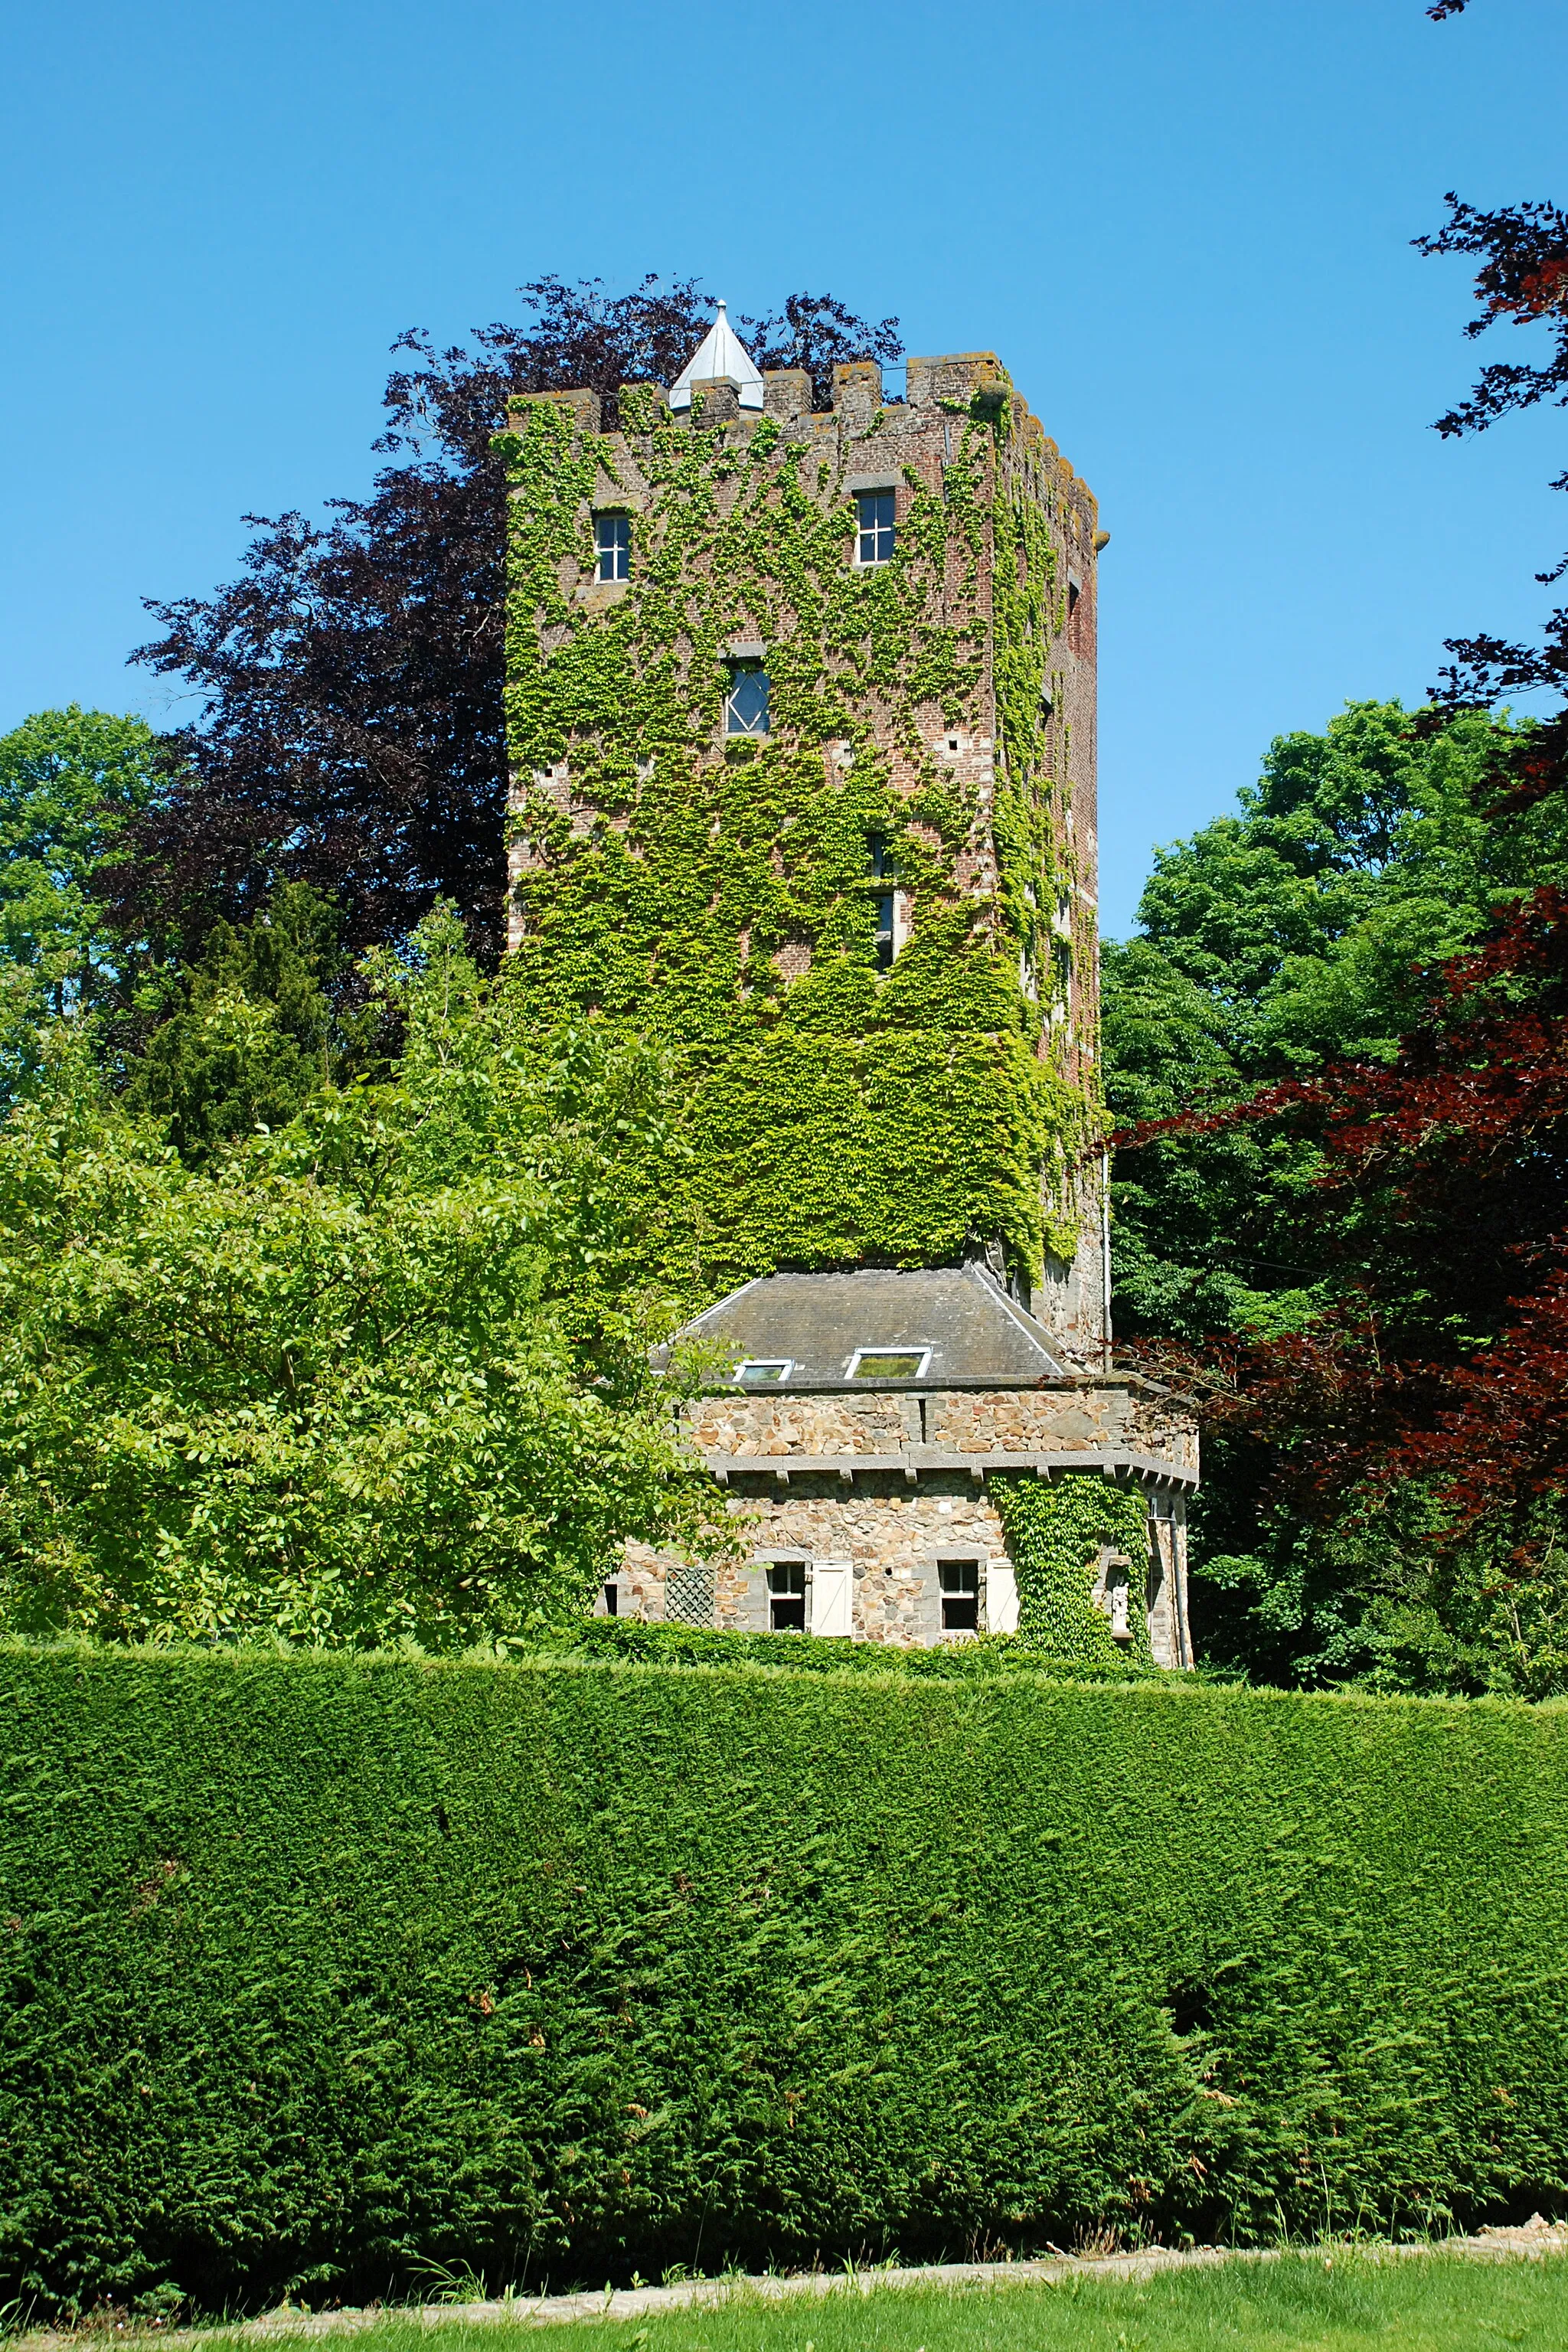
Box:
118, 881, 347, 1161
1413, 180, 1568, 800
1106, 701, 1566, 1342
0, 706, 161, 983
1132, 890, 1568, 1700
1103, 15, 1568, 1695
0, 707, 164, 1095
119, 278, 901, 964
0, 905, 712, 1651
1102, 702, 1568, 1694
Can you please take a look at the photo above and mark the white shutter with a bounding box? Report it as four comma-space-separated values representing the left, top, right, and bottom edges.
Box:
810, 1559, 854, 1638
986, 1560, 1019, 1635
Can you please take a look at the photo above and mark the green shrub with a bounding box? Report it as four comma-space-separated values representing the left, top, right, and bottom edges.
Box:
543, 1616, 1159, 1681
2, 1642, 1566, 2317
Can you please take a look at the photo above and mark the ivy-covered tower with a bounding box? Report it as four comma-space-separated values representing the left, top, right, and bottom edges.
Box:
498, 311, 1197, 1663
498, 320, 1108, 1359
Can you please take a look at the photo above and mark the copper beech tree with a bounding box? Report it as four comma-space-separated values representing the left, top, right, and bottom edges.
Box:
119, 279, 900, 965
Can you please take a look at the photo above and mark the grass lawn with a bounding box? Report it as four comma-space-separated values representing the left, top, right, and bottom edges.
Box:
233, 2251, 1568, 2352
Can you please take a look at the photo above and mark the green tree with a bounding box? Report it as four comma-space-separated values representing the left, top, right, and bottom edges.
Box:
0, 707, 163, 1096
120, 882, 346, 1161
0, 905, 711, 1650
1107, 700, 1568, 1343
0, 707, 160, 989
1104, 699, 1568, 1691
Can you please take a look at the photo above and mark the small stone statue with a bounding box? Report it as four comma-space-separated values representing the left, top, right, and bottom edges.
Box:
1099, 1551, 1133, 1640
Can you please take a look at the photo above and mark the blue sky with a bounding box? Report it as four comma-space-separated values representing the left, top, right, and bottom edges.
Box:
2, 0, 1563, 935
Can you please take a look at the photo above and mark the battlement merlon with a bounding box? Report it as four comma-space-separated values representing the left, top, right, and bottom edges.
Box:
501, 351, 1102, 521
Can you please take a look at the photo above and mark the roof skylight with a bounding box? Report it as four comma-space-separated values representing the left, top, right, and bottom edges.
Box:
846, 1347, 931, 1380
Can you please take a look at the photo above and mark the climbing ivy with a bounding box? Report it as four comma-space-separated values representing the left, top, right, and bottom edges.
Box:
991, 1472, 1154, 1666
495, 378, 1095, 1297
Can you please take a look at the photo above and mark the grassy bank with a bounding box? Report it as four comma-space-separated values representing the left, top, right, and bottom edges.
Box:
194, 2251, 1568, 2352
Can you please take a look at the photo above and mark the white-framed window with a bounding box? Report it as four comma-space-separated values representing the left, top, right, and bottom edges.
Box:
855, 488, 896, 566
845, 1346, 931, 1380
594, 512, 631, 582
734, 1358, 792, 1385
602, 1580, 619, 1617
766, 1561, 807, 1632
725, 662, 769, 735
936, 1557, 981, 1634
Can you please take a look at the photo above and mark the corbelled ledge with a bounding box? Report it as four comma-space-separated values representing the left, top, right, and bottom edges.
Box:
699, 1446, 1195, 1491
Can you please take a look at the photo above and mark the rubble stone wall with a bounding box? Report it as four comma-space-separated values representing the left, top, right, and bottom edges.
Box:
687, 1380, 1197, 1471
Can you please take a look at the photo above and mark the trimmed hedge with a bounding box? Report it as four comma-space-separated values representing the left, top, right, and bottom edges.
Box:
2, 1642, 1566, 2315
542, 1616, 1160, 1681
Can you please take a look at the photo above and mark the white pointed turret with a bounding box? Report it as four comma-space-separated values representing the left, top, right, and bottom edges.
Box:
669, 300, 766, 412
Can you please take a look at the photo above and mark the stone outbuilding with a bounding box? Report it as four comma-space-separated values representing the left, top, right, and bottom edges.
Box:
616, 1264, 1196, 1668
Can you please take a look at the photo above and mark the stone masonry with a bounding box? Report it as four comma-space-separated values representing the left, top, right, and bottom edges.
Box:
504, 341, 1109, 1361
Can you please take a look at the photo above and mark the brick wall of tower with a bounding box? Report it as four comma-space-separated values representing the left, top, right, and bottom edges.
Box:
501, 349, 1108, 1356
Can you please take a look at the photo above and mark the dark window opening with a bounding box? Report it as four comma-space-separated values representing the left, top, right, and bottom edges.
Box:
767, 1562, 807, 1632
1067, 577, 1081, 617
595, 513, 631, 583
855, 488, 896, 565
726, 664, 769, 735
603, 1582, 619, 1616
867, 835, 893, 877
875, 891, 894, 971
939, 1559, 980, 1632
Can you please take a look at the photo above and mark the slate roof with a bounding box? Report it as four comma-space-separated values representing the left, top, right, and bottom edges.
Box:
676, 1266, 1069, 1385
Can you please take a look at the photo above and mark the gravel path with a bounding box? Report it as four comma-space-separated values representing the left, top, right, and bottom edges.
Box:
19, 2216, 1568, 2350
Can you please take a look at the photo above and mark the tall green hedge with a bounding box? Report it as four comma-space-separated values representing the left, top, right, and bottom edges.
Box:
2, 1643, 1566, 2317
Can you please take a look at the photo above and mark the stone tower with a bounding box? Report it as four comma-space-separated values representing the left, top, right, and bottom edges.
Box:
498, 323, 1109, 1361
496, 311, 1196, 1664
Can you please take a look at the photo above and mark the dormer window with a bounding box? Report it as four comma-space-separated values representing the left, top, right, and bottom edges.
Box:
855, 488, 896, 566
735, 1358, 791, 1385
726, 662, 769, 736
595, 513, 631, 583
846, 1347, 931, 1380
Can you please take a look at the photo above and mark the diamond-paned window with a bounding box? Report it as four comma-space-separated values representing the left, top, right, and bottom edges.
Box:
726, 663, 769, 734
728, 663, 771, 733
